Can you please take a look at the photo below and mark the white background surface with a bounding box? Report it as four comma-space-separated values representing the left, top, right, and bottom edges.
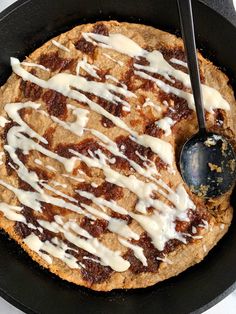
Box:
0, 0, 236, 313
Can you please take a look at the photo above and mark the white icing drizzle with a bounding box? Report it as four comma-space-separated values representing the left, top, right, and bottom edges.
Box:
62, 174, 85, 182
82, 32, 230, 113
73, 147, 193, 216
5, 102, 77, 173
51, 104, 89, 137
76, 56, 100, 78
105, 75, 128, 90
0, 152, 4, 165
0, 173, 131, 271
51, 39, 70, 53
28, 223, 37, 230
156, 117, 175, 136
135, 69, 229, 114
131, 209, 186, 251
102, 52, 124, 66
81, 202, 139, 240
156, 256, 173, 265
10, 60, 174, 165
82, 33, 143, 57
0, 202, 25, 222
46, 165, 57, 172
0, 116, 9, 127
198, 219, 209, 230
182, 233, 203, 240
134, 134, 173, 166
220, 223, 225, 230
76, 190, 128, 215
83, 256, 103, 264
38, 217, 91, 238
71, 148, 195, 250
0, 175, 88, 215
34, 158, 43, 165
51, 180, 67, 188
0, 103, 139, 269
38, 216, 130, 271
6, 129, 76, 173
11, 57, 132, 112
89, 128, 159, 179
5, 102, 47, 144
170, 58, 188, 68
21, 61, 50, 72
24, 233, 78, 267
71, 148, 158, 212
108, 218, 139, 240
118, 238, 147, 266
143, 98, 162, 112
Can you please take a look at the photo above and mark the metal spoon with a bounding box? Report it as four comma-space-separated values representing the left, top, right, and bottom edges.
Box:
177, 0, 236, 198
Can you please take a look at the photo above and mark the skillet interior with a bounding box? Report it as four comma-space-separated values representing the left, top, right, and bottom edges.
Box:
0, 0, 236, 313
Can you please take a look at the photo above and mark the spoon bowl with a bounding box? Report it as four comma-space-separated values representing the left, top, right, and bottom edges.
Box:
180, 132, 236, 198
177, 0, 236, 198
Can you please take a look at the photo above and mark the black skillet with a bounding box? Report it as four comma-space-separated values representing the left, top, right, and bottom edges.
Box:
0, 0, 236, 313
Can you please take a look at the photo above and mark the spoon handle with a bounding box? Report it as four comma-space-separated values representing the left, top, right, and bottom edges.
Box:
177, 0, 206, 133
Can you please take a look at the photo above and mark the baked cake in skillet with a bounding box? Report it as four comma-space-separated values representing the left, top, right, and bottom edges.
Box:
0, 21, 235, 291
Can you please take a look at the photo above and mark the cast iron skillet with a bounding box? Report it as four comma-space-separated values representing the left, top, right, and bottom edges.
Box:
0, 0, 235, 313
